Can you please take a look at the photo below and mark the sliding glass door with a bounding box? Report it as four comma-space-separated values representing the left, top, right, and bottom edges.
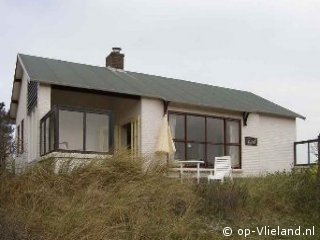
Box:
169, 112, 241, 168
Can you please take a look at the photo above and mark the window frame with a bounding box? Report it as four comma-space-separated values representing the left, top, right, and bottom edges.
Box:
21, 119, 24, 154
17, 124, 20, 155
40, 105, 114, 156
168, 111, 242, 169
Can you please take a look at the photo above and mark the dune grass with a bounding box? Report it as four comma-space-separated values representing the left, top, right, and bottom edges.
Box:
0, 154, 319, 239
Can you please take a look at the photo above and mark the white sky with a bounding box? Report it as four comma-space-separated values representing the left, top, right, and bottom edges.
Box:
0, 0, 319, 140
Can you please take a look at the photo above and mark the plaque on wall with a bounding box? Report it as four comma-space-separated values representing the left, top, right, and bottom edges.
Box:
245, 137, 258, 146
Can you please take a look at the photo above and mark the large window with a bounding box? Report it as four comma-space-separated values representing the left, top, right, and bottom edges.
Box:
40, 106, 113, 155
169, 112, 241, 168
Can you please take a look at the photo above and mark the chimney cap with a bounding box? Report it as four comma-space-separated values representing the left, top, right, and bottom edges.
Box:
112, 47, 122, 53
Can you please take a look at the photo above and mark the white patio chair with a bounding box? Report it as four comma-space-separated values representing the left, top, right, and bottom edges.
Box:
208, 156, 233, 183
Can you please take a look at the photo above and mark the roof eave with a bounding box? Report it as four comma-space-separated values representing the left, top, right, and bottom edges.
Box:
9, 55, 30, 122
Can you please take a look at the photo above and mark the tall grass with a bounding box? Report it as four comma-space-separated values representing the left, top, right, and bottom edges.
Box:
0, 154, 319, 239
0, 154, 209, 239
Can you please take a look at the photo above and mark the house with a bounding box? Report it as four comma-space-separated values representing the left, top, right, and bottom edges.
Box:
9, 48, 305, 175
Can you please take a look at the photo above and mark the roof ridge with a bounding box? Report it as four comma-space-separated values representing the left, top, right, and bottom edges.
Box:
18, 53, 108, 70
18, 53, 251, 95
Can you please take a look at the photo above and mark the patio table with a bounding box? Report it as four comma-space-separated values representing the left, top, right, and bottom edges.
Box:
177, 160, 205, 183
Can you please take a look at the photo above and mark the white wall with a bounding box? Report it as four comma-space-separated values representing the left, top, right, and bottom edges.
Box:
259, 115, 296, 173
241, 113, 262, 175
140, 98, 164, 159
111, 98, 141, 126
27, 84, 51, 161
15, 77, 51, 171
15, 71, 28, 171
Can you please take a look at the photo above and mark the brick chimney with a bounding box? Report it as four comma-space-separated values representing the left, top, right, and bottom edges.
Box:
106, 47, 124, 69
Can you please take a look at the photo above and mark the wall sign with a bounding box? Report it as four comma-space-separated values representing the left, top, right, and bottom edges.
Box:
245, 137, 258, 146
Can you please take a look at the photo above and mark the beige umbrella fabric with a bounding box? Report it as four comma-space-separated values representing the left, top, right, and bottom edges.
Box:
155, 114, 176, 155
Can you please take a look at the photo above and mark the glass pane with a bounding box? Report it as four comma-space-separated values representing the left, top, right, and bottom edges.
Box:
45, 118, 50, 153
187, 115, 205, 142
86, 113, 109, 152
49, 116, 55, 151
186, 142, 205, 161
207, 144, 225, 167
226, 120, 240, 144
295, 144, 308, 165
174, 142, 185, 160
41, 121, 45, 155
207, 118, 224, 143
169, 114, 185, 140
59, 110, 84, 151
309, 142, 318, 164
226, 145, 240, 167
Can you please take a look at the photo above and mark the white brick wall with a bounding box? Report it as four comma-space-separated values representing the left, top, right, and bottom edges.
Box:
38, 84, 51, 119
241, 113, 262, 176
111, 98, 141, 126
140, 98, 164, 159
35, 84, 51, 159
259, 115, 296, 173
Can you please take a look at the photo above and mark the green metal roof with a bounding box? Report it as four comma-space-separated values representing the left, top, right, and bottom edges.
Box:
18, 53, 305, 119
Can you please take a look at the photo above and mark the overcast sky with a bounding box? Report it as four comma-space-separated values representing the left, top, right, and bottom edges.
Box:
0, 0, 319, 140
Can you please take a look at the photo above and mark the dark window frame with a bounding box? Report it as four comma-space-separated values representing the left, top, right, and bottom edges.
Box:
40, 105, 114, 156
168, 111, 242, 169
